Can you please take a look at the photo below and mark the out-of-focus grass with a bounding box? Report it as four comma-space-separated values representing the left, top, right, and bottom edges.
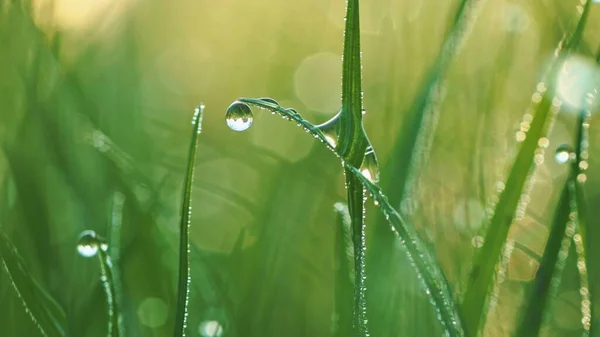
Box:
1, 0, 600, 336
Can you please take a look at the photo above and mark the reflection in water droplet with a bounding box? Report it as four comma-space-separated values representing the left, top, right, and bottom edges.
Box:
225, 101, 253, 131
554, 144, 575, 164
77, 230, 100, 257
259, 97, 280, 106
360, 146, 380, 183
199, 320, 224, 337
316, 110, 341, 148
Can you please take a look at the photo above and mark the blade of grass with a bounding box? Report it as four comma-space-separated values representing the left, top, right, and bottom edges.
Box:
0, 232, 67, 337
382, 0, 483, 209
233, 99, 466, 336
461, 3, 592, 335
174, 105, 204, 337
514, 183, 572, 337
339, 1, 370, 335
333, 202, 354, 337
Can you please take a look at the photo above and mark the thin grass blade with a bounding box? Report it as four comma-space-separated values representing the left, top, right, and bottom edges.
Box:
333, 202, 354, 337
0, 232, 67, 337
461, 3, 592, 335
515, 183, 571, 337
174, 105, 204, 337
382, 0, 483, 208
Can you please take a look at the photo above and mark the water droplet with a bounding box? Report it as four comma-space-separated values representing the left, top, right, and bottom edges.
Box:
259, 97, 280, 106
359, 146, 380, 183
555, 144, 575, 164
77, 230, 100, 257
225, 101, 253, 132
199, 320, 224, 337
316, 110, 341, 148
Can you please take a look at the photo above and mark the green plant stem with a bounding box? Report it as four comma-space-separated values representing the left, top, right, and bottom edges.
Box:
173, 105, 204, 337
339, 1, 370, 335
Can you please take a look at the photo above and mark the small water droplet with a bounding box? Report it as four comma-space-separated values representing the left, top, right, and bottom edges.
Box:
359, 146, 380, 183
259, 97, 280, 106
77, 230, 100, 257
225, 101, 253, 131
199, 320, 224, 337
555, 144, 575, 164
316, 110, 341, 148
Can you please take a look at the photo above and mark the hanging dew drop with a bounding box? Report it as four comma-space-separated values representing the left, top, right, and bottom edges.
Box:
77, 230, 100, 258
316, 110, 341, 149
359, 146, 380, 183
225, 101, 253, 131
554, 144, 575, 164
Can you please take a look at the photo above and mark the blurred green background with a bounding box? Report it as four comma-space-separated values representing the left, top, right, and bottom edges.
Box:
1, 0, 600, 336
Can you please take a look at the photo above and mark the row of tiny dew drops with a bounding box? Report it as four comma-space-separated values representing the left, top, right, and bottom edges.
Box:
224, 98, 380, 184
76, 231, 224, 337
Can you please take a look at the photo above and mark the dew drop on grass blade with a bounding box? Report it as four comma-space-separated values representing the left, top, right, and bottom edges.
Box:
77, 230, 122, 337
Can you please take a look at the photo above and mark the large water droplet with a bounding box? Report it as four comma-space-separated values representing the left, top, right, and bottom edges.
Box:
360, 146, 380, 183
225, 101, 253, 131
77, 230, 100, 258
199, 320, 224, 337
315, 111, 341, 148
555, 144, 575, 164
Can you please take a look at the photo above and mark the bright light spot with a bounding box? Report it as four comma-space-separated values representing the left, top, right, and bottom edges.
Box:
199, 321, 224, 337
453, 199, 485, 232
294, 52, 341, 114
137, 298, 168, 328
556, 55, 600, 111
360, 168, 373, 182
501, 4, 531, 32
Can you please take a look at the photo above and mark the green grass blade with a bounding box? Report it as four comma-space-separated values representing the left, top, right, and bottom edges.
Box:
174, 105, 204, 337
107, 191, 125, 336
339, 1, 371, 334
338, 0, 367, 160
382, 0, 483, 208
515, 183, 571, 337
461, 3, 592, 335
333, 202, 354, 337
231, 99, 465, 337
97, 243, 122, 337
343, 164, 466, 337
0, 232, 67, 337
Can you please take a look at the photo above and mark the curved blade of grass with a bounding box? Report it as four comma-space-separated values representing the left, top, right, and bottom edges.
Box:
461, 3, 592, 335
343, 164, 466, 336
174, 105, 204, 337
333, 202, 354, 337
515, 183, 572, 337
234, 98, 465, 336
0, 232, 67, 337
